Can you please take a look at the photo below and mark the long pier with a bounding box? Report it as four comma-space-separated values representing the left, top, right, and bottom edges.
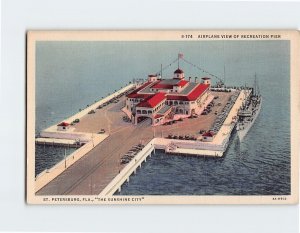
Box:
34, 87, 249, 196
34, 84, 135, 192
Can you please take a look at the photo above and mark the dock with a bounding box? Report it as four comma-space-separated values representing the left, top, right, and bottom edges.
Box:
35, 138, 80, 147
34, 85, 249, 196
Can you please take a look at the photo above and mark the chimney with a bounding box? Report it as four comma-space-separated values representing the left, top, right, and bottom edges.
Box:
194, 77, 198, 83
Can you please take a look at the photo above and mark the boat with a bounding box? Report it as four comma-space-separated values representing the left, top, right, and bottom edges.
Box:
236, 74, 262, 141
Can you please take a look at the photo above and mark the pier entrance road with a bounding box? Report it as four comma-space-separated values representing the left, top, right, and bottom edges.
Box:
36, 91, 234, 195
37, 120, 154, 195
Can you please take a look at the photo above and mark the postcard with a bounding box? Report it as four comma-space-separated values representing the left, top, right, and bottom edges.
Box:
27, 30, 299, 204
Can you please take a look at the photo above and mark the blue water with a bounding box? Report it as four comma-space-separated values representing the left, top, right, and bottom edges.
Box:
36, 40, 290, 195
35, 145, 77, 176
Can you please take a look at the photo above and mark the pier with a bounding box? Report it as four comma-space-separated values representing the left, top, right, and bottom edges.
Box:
35, 84, 249, 196
100, 139, 155, 195
35, 138, 80, 148
99, 90, 249, 196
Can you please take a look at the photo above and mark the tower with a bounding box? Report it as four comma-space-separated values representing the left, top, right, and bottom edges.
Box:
201, 77, 211, 85
148, 74, 158, 82
173, 69, 184, 79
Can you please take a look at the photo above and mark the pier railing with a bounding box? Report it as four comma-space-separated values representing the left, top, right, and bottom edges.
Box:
99, 138, 155, 196
35, 134, 108, 192
161, 139, 225, 151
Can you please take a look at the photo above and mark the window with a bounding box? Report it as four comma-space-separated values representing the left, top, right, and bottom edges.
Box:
137, 110, 141, 114
142, 110, 147, 114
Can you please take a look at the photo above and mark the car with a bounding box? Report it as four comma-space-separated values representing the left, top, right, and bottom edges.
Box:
98, 129, 105, 134
73, 119, 80, 123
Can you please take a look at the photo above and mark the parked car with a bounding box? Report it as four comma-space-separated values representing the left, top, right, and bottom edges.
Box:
98, 129, 106, 134
73, 119, 80, 123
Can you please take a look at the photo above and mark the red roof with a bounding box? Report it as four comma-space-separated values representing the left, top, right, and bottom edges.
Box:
136, 92, 166, 108
126, 82, 152, 98
152, 82, 174, 89
202, 131, 214, 137
57, 122, 70, 126
151, 79, 188, 89
166, 95, 187, 101
126, 93, 151, 99
174, 68, 184, 74
175, 79, 188, 87
167, 83, 209, 101
187, 84, 209, 101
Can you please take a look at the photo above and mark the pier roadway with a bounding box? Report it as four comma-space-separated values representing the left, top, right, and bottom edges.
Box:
37, 119, 154, 195
37, 91, 234, 195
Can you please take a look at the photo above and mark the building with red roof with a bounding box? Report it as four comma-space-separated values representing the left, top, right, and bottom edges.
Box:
57, 122, 70, 131
125, 68, 211, 126
202, 131, 215, 142
136, 93, 166, 108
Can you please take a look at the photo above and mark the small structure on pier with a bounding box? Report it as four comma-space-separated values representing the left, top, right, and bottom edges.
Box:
202, 131, 215, 142
57, 122, 70, 131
